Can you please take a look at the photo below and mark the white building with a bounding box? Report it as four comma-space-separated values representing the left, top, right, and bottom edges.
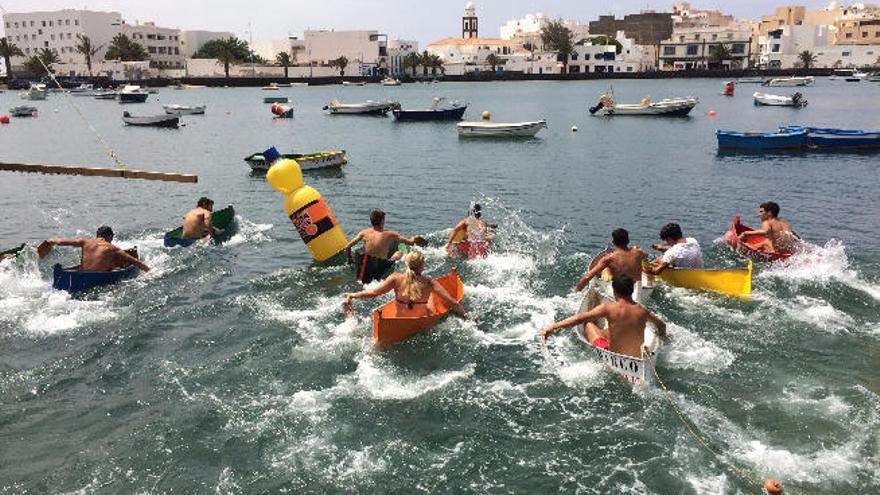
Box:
179, 30, 235, 58
121, 21, 183, 69
659, 24, 753, 70
300, 30, 389, 76
251, 39, 293, 62
427, 2, 521, 75
386, 39, 419, 76
759, 23, 879, 68
505, 34, 653, 74
499, 12, 590, 50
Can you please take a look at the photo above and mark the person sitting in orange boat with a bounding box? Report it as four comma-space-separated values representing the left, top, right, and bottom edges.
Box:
543, 275, 666, 358
182, 197, 220, 240
444, 203, 497, 254
343, 250, 468, 318
574, 228, 647, 292
644, 223, 703, 275
738, 201, 799, 254
343, 209, 428, 283
40, 226, 150, 272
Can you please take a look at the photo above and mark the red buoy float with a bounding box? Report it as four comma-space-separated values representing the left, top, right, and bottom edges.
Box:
0, 115, 9, 124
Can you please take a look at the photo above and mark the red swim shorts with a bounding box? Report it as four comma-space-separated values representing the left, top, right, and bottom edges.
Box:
592, 337, 610, 350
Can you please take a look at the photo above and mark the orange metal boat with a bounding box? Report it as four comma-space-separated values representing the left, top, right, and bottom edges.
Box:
371, 268, 464, 346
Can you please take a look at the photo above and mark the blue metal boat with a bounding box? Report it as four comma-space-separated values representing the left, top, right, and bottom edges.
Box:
780, 126, 880, 149
716, 128, 808, 150
393, 97, 467, 121
163, 205, 236, 247
52, 248, 141, 293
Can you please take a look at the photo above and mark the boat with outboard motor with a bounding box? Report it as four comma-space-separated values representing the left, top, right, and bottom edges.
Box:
589, 94, 698, 116
118, 85, 149, 103
324, 99, 399, 115
9, 105, 38, 117
457, 119, 546, 137
393, 97, 467, 121
753, 91, 807, 107
19, 83, 48, 101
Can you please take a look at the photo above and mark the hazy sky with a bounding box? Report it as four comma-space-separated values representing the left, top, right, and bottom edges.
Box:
1, 1, 833, 46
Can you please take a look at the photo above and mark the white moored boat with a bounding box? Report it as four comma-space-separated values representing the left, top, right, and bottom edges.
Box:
753, 91, 807, 107
323, 99, 399, 115
762, 76, 814, 87
589, 94, 698, 116
9, 105, 38, 117
380, 77, 402, 86
457, 120, 546, 137
20, 83, 48, 101
576, 289, 662, 385
163, 104, 206, 115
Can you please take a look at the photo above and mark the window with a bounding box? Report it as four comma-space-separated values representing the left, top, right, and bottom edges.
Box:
174, 47, 179, 55
663, 46, 675, 55
49, 21, 53, 27
74, 19, 78, 25
712, 34, 717, 40
694, 34, 700, 40
44, 41, 49, 47
571, 53, 578, 60
584, 53, 591, 60
862, 32, 868, 38
38, 28, 42, 35
772, 44, 780, 53
731, 44, 745, 54
845, 32, 853, 38
148, 46, 157, 53
686, 45, 698, 55
876, 32, 880, 37
842, 51, 851, 57
627, 66, 633, 72
50, 34, 55, 40
30, 21, 35, 27
569, 65, 580, 73
68, 33, 72, 39
66, 19, 70, 25
679, 35, 685, 42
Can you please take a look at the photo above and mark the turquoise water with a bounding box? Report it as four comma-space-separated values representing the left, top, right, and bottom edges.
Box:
1, 79, 879, 493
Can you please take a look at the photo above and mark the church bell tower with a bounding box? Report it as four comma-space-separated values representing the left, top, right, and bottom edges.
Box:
462, 2, 478, 39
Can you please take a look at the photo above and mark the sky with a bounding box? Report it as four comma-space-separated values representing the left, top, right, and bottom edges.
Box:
1, 0, 835, 46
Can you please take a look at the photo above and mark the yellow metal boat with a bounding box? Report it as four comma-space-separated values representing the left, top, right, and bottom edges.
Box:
651, 261, 752, 298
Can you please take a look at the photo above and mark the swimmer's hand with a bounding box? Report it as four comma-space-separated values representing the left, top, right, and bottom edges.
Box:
342, 294, 355, 318
413, 236, 429, 248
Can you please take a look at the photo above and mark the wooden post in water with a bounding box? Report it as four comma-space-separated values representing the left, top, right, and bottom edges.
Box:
0, 162, 198, 183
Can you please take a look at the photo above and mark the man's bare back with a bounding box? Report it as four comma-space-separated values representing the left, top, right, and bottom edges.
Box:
80, 239, 134, 271
182, 207, 213, 239
588, 298, 655, 358
359, 227, 403, 259
604, 249, 647, 283
764, 218, 797, 251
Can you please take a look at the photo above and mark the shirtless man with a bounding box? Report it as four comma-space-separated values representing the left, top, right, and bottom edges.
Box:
574, 228, 647, 292
444, 203, 497, 253
182, 197, 217, 240
343, 209, 428, 283
644, 223, 704, 275
41, 226, 150, 272
738, 201, 799, 253
543, 275, 666, 358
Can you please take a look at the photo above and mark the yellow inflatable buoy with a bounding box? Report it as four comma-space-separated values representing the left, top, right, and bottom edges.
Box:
481, 111, 490, 120
266, 150, 347, 261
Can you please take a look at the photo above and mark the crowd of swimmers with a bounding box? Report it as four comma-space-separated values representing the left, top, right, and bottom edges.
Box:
25, 199, 798, 359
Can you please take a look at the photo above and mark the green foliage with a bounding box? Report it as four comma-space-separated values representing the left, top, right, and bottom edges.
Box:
25, 48, 61, 76
192, 37, 253, 78
798, 50, 817, 69
0, 37, 25, 78
403, 52, 421, 76
330, 56, 349, 76
708, 44, 732, 64
590, 36, 623, 55
75, 34, 103, 75
541, 19, 574, 72
276, 52, 292, 78
105, 34, 149, 61
485, 53, 505, 72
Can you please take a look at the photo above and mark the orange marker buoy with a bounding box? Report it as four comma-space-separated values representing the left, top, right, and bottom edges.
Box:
764, 479, 783, 494
708, 110, 717, 117
225, 111, 231, 116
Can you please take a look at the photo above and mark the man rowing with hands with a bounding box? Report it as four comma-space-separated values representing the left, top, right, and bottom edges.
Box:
39, 226, 150, 272
343, 209, 428, 283
544, 275, 666, 358
738, 201, 799, 254
573, 228, 647, 292
182, 197, 222, 241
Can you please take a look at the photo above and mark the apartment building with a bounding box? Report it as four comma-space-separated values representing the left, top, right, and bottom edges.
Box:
3, 9, 122, 65
659, 24, 753, 70
121, 22, 183, 69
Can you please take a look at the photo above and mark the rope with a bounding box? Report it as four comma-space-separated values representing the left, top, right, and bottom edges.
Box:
1, 4, 127, 170
643, 351, 765, 491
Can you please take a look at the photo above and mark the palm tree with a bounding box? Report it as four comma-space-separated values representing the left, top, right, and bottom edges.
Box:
75, 34, 103, 76
0, 37, 24, 80
428, 54, 444, 76
541, 19, 574, 73
192, 37, 251, 78
403, 52, 421, 77
798, 50, 817, 69
708, 44, 732, 68
105, 34, 149, 61
276, 51, 292, 78
36, 48, 61, 73
331, 56, 349, 77
485, 53, 502, 73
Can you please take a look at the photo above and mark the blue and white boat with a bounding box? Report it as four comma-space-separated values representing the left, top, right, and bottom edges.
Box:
52, 248, 141, 293
781, 126, 880, 149
118, 85, 149, 103
716, 128, 808, 150
393, 97, 467, 121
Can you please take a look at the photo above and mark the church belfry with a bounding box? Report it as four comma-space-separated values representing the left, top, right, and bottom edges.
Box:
462, 2, 478, 39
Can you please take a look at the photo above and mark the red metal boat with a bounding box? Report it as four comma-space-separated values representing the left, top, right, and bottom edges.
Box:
722, 216, 793, 262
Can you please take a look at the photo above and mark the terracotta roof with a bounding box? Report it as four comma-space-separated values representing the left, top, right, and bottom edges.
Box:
428, 37, 516, 46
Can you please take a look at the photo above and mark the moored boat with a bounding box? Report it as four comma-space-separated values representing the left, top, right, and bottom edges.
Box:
651, 262, 752, 298
866, 72, 880, 82
589, 94, 698, 116
342, 81, 366, 86
762, 76, 814, 87
19, 83, 48, 101
576, 289, 662, 385
263, 96, 289, 104
736, 76, 766, 84
323, 99, 399, 115
9, 105, 38, 117
380, 77, 402, 86
118, 85, 149, 103
243, 150, 347, 171
122, 112, 180, 127
52, 248, 141, 293
780, 125, 880, 149
393, 97, 467, 121
753, 92, 807, 107
94, 91, 117, 100
716, 128, 807, 151
721, 216, 793, 262
262, 83, 280, 90
457, 119, 546, 138
371, 268, 464, 346
163, 104, 206, 115
163, 205, 236, 247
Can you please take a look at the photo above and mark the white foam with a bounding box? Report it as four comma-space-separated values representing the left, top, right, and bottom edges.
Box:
347, 353, 475, 400
686, 474, 728, 495
661, 323, 735, 373
224, 217, 273, 247
780, 296, 856, 333
781, 385, 851, 417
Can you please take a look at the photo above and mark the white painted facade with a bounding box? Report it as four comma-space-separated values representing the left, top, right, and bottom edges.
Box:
251, 39, 293, 62
759, 23, 880, 68
499, 12, 590, 50
179, 30, 235, 58
505, 35, 653, 74
659, 24, 753, 70
184, 58, 340, 78
386, 39, 419, 76
121, 22, 183, 69
301, 30, 388, 75
3, 9, 123, 67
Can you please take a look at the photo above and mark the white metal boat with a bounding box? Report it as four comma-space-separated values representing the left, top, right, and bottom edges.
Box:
736, 77, 766, 84
122, 111, 180, 127
19, 83, 48, 101
457, 119, 547, 137
163, 104, 206, 115
243, 150, 347, 171
341, 81, 366, 86
753, 91, 807, 107
762, 76, 814, 87
94, 91, 117, 100
866, 72, 880, 82
380, 77, 402, 86
9, 105, 38, 117
323, 99, 399, 115
589, 95, 698, 116
67, 83, 95, 96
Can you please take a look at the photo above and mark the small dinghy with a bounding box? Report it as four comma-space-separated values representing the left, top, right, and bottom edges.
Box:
118, 85, 149, 103
324, 99, 399, 115
393, 97, 467, 121
762, 76, 814, 87
52, 248, 141, 293
163, 205, 236, 247
753, 92, 807, 107
779, 125, 880, 149
9, 105, 37, 117
457, 120, 546, 137
716, 128, 807, 151
94, 91, 117, 100
163, 104, 206, 115
243, 150, 347, 171
589, 94, 698, 116
122, 111, 180, 128
721, 216, 794, 262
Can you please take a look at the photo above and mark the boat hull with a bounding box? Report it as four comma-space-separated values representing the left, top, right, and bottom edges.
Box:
721, 216, 793, 262
655, 262, 752, 298
781, 126, 880, 149
163, 205, 236, 247
52, 248, 141, 293
594, 98, 697, 116
123, 113, 179, 127
163, 105, 206, 115
371, 269, 464, 346
716, 129, 807, 150
9, 106, 37, 117
263, 97, 289, 104
1, 244, 26, 259
393, 106, 467, 121
244, 151, 347, 171
119, 93, 149, 103
457, 120, 546, 137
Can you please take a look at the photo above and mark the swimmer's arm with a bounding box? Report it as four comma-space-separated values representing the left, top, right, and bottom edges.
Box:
646, 311, 666, 338
47, 238, 85, 247
445, 220, 467, 248
342, 231, 365, 261
574, 256, 608, 292
432, 280, 467, 318
343, 275, 397, 313
203, 211, 213, 239
116, 248, 150, 272
395, 231, 427, 247
542, 305, 607, 340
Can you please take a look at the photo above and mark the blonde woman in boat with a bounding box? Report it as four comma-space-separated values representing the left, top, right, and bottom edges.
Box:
343, 250, 468, 319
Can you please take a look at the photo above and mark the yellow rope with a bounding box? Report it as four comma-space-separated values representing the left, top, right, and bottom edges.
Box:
644, 351, 764, 490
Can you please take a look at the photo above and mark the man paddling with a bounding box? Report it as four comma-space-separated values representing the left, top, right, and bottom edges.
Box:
574, 228, 647, 292
444, 203, 497, 253
738, 201, 799, 254
182, 197, 220, 240
343, 209, 428, 283
543, 275, 666, 358
645, 223, 703, 274
39, 226, 150, 272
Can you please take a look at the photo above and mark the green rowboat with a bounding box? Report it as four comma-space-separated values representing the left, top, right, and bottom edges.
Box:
163, 205, 236, 247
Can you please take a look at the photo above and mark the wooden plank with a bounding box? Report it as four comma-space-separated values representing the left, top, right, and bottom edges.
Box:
0, 162, 198, 183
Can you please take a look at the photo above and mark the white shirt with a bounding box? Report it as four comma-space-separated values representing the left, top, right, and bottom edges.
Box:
661, 237, 704, 269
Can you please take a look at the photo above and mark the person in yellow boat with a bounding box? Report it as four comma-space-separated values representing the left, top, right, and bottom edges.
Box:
574, 228, 647, 292
738, 201, 799, 254
644, 223, 704, 274
343, 250, 468, 319
343, 209, 428, 283
182, 197, 218, 240
543, 275, 666, 358
444, 203, 497, 253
